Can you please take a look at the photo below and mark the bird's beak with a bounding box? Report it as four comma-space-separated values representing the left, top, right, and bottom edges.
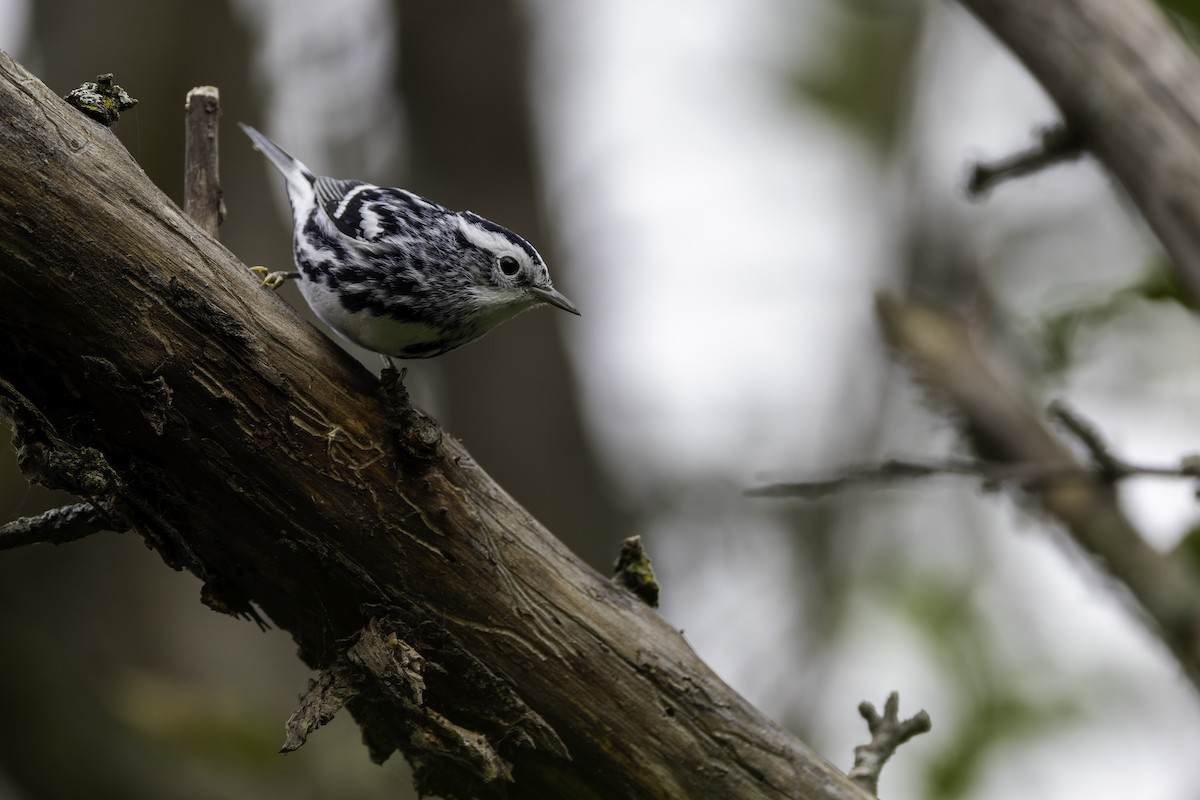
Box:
530, 285, 581, 316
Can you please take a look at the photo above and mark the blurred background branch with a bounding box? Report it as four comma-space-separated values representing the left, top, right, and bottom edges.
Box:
958, 0, 1200, 304
749, 452, 1200, 498
965, 122, 1084, 197
877, 295, 1200, 693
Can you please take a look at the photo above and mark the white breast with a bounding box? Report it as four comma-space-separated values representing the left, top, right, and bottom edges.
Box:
299, 279, 444, 356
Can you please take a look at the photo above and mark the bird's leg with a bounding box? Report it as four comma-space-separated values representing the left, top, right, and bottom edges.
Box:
378, 355, 404, 387
248, 266, 301, 290
378, 355, 406, 405
377, 363, 441, 460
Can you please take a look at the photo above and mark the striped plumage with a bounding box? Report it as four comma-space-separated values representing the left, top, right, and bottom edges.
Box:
240, 124, 578, 359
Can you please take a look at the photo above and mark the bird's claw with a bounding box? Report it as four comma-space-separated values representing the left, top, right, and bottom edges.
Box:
379, 360, 407, 389
248, 265, 291, 290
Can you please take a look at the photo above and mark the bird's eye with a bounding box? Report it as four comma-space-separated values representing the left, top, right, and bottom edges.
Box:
498, 255, 521, 277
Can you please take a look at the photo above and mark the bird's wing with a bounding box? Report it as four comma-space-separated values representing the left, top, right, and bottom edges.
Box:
314, 178, 445, 244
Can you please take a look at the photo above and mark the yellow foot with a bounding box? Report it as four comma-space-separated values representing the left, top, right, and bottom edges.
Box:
248, 265, 296, 290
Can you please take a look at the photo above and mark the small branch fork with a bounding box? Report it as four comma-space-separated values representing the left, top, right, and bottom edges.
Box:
966, 122, 1084, 198
848, 692, 931, 796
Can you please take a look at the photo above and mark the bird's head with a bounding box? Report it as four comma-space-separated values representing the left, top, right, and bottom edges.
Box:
455, 212, 580, 319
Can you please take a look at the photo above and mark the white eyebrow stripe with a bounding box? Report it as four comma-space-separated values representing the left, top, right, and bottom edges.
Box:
457, 214, 525, 256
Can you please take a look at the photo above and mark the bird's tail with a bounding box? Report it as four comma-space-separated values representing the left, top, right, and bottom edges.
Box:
239, 123, 316, 202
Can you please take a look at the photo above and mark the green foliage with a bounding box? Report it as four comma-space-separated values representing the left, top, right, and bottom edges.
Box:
1172, 519, 1200, 575
883, 573, 1083, 799
1039, 259, 1191, 373
1159, 0, 1200, 37
924, 691, 1080, 799
790, 4, 923, 154
109, 673, 285, 772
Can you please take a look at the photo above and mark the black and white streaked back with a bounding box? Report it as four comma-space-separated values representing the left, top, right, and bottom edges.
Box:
242, 124, 577, 359
316, 180, 446, 244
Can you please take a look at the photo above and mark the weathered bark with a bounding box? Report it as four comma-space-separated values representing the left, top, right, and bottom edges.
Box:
957, 0, 1200, 304
183, 85, 222, 239
0, 50, 868, 800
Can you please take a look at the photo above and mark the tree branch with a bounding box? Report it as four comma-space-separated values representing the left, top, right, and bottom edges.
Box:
0, 50, 870, 800
876, 294, 1200, 695
957, 0, 1200, 304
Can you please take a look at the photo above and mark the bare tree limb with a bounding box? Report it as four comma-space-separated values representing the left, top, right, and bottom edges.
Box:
0, 50, 871, 800
876, 294, 1200, 695
957, 0, 1200, 304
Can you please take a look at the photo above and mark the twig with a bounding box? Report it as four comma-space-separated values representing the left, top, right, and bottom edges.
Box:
966, 123, 1084, 198
184, 85, 223, 238
747, 451, 1200, 499
1046, 400, 1127, 478
0, 501, 126, 551
848, 692, 931, 796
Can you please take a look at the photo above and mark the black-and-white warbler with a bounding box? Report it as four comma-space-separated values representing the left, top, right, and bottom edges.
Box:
240, 124, 579, 361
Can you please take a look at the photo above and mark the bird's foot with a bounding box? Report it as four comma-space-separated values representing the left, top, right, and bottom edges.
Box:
377, 363, 441, 461
379, 361, 407, 390
379, 355, 409, 411
248, 266, 299, 290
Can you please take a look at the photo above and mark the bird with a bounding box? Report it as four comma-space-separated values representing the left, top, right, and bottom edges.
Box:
239, 123, 579, 363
